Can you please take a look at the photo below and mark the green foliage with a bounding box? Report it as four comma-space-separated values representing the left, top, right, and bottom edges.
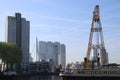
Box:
80, 61, 84, 66
0, 42, 22, 64
66, 63, 72, 69
55, 64, 62, 72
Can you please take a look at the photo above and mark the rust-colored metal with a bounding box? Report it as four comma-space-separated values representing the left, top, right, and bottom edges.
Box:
85, 5, 107, 68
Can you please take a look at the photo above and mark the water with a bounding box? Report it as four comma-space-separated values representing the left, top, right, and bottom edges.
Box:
17, 76, 119, 80
1, 75, 119, 80
14, 75, 62, 80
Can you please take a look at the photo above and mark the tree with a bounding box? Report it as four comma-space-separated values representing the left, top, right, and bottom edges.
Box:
0, 42, 22, 71
55, 64, 62, 72
67, 63, 71, 69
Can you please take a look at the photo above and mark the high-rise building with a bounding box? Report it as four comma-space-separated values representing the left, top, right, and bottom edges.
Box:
5, 13, 30, 67
54, 42, 61, 66
61, 44, 66, 67
46, 41, 55, 60
38, 41, 66, 67
38, 41, 47, 60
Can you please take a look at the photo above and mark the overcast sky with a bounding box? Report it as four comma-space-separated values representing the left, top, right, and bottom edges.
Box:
0, 0, 120, 64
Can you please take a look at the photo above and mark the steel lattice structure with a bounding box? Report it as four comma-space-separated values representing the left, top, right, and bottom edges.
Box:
85, 5, 108, 67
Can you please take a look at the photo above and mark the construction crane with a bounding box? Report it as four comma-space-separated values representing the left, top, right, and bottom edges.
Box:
84, 5, 108, 69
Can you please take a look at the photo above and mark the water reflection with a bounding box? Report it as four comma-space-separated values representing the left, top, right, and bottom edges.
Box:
15, 75, 62, 80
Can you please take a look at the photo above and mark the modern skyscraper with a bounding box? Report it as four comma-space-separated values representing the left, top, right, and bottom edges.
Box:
61, 44, 66, 67
54, 42, 61, 66
38, 41, 47, 60
5, 13, 30, 68
38, 41, 66, 67
46, 41, 55, 60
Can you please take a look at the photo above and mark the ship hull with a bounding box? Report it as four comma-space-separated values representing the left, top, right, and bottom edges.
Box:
62, 76, 120, 80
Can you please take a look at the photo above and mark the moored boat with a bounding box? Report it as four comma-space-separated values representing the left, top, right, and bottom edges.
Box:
59, 64, 120, 80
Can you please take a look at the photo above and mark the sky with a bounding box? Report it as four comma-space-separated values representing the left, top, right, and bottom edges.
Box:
0, 0, 120, 64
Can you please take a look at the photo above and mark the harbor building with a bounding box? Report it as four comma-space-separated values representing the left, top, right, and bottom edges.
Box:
5, 13, 30, 70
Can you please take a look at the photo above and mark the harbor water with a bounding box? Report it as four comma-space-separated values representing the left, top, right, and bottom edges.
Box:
1, 75, 63, 80
1, 75, 120, 80
16, 75, 62, 80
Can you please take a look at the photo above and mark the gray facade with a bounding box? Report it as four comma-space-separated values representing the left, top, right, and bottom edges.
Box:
61, 44, 66, 67
38, 41, 66, 67
5, 13, 30, 67
54, 42, 61, 66
38, 41, 47, 60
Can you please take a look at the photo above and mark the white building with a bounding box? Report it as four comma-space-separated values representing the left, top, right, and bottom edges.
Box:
5, 13, 30, 68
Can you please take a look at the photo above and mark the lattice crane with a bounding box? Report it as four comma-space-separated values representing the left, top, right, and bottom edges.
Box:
84, 5, 108, 68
